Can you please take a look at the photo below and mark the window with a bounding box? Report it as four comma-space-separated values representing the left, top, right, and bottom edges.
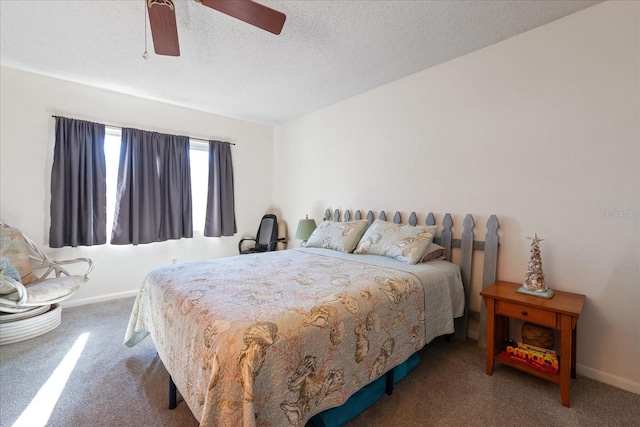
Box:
104, 127, 120, 239
104, 127, 209, 238
189, 140, 209, 233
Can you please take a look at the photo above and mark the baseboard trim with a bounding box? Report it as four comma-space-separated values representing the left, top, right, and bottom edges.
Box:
61, 290, 138, 308
576, 363, 640, 395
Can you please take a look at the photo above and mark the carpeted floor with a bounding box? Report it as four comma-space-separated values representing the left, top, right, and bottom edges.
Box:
1, 297, 638, 427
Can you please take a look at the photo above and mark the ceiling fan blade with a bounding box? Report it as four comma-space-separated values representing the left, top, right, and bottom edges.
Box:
147, 0, 180, 56
199, 0, 286, 35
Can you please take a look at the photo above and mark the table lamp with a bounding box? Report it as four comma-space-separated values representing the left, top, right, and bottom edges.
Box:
295, 215, 317, 245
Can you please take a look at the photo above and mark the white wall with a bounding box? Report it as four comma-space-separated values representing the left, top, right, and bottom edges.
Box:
272, 1, 639, 393
0, 67, 275, 304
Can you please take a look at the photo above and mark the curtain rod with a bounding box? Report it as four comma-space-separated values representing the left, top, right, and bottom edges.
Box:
51, 115, 235, 145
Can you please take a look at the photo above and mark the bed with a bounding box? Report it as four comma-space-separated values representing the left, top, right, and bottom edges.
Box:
124, 209, 499, 426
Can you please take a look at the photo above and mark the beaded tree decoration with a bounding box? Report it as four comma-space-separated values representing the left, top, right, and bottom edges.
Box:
523, 233, 547, 292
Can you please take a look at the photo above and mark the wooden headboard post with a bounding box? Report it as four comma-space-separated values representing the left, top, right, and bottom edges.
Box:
478, 215, 499, 347
324, 208, 499, 343
438, 214, 453, 261
454, 215, 475, 341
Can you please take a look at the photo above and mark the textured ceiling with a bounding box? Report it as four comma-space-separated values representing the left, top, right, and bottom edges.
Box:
0, 1, 602, 125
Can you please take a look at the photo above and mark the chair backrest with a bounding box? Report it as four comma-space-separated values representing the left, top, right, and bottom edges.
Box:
254, 214, 279, 252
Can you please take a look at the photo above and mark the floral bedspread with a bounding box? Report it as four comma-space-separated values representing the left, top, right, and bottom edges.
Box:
124, 248, 463, 426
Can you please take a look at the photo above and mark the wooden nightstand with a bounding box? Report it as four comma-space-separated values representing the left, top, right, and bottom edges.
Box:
481, 281, 586, 407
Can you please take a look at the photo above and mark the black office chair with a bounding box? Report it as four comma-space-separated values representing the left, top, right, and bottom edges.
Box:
238, 214, 286, 254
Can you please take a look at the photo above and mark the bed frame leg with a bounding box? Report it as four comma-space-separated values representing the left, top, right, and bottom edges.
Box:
169, 375, 177, 409
385, 368, 395, 395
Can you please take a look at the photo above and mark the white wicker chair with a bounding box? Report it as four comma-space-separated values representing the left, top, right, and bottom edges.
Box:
0, 223, 93, 344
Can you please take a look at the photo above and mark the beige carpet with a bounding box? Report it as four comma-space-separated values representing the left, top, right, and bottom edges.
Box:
1, 297, 638, 427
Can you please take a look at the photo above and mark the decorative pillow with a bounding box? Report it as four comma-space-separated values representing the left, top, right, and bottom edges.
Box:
305, 220, 368, 253
0, 256, 22, 295
354, 220, 438, 264
0, 225, 37, 285
0, 257, 21, 281
421, 243, 447, 262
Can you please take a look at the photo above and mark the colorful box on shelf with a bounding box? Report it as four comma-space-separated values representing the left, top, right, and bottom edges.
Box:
500, 339, 559, 374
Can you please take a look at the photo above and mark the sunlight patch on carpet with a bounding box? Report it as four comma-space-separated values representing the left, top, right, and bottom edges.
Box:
12, 333, 89, 427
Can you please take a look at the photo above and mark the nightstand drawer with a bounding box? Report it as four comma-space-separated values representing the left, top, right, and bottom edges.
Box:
496, 300, 557, 327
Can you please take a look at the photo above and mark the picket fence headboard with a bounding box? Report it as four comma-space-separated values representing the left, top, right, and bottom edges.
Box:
323, 208, 499, 345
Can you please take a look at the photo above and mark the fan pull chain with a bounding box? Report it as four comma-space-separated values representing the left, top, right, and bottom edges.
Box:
142, 1, 149, 60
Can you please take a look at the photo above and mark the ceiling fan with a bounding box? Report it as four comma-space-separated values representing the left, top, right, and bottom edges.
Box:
146, 0, 286, 56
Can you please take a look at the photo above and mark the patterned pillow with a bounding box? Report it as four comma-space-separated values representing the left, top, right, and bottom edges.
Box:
354, 220, 438, 264
0, 225, 37, 285
305, 220, 368, 253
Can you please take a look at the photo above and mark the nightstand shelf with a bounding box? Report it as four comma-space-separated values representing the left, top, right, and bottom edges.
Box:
481, 281, 585, 407
494, 352, 561, 384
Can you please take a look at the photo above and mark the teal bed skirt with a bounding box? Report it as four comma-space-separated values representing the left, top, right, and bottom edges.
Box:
309, 352, 420, 427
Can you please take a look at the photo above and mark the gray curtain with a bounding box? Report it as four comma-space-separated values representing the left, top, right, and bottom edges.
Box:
160, 136, 193, 240
50, 117, 106, 248
111, 128, 192, 245
204, 140, 236, 237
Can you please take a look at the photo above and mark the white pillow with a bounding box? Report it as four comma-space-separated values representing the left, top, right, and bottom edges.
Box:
305, 220, 368, 253
354, 220, 437, 264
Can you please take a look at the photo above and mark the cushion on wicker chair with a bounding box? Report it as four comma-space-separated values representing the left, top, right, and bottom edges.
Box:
2, 275, 84, 304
